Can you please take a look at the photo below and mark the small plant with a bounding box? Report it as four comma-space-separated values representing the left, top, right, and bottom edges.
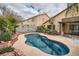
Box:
0, 32, 11, 42
0, 47, 14, 54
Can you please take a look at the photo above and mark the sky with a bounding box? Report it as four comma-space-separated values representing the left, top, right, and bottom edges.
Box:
0, 3, 67, 20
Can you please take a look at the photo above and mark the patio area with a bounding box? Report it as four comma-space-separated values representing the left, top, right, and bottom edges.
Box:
12, 33, 79, 56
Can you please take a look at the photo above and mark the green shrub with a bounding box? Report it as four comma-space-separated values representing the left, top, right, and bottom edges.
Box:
0, 47, 14, 54
36, 26, 59, 35
0, 16, 17, 42
0, 32, 11, 42
49, 30, 59, 35
36, 26, 45, 33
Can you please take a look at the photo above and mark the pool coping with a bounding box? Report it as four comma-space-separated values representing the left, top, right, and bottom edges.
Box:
13, 32, 79, 56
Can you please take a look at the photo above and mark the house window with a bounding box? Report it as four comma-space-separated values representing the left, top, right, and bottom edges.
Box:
27, 25, 29, 27
78, 25, 79, 32
47, 25, 55, 30
69, 24, 74, 31
69, 24, 79, 35
53, 25, 55, 30
47, 25, 52, 29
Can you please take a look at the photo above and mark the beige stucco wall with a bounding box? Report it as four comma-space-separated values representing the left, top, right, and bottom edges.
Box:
52, 11, 66, 32
16, 14, 49, 33
43, 22, 51, 28
22, 14, 49, 26
43, 7, 79, 33
43, 10, 67, 32
63, 23, 70, 34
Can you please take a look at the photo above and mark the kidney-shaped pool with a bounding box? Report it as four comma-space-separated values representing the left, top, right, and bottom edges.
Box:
25, 34, 70, 56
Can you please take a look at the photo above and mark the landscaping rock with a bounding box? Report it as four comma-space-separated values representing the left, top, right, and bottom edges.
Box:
0, 42, 8, 50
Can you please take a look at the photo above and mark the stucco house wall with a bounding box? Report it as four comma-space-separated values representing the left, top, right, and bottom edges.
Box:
42, 10, 67, 33
16, 14, 49, 33
42, 4, 79, 33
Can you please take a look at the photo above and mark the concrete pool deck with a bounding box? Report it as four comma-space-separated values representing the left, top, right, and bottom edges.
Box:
12, 33, 79, 56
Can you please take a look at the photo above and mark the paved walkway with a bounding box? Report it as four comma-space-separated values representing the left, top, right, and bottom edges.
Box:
12, 33, 79, 56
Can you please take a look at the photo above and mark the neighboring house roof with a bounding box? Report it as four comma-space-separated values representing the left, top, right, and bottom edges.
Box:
42, 4, 74, 25
19, 13, 50, 23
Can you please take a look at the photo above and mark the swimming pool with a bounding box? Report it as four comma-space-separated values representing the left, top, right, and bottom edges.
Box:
25, 34, 70, 56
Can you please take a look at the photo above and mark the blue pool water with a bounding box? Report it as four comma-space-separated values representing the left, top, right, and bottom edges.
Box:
25, 34, 70, 56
